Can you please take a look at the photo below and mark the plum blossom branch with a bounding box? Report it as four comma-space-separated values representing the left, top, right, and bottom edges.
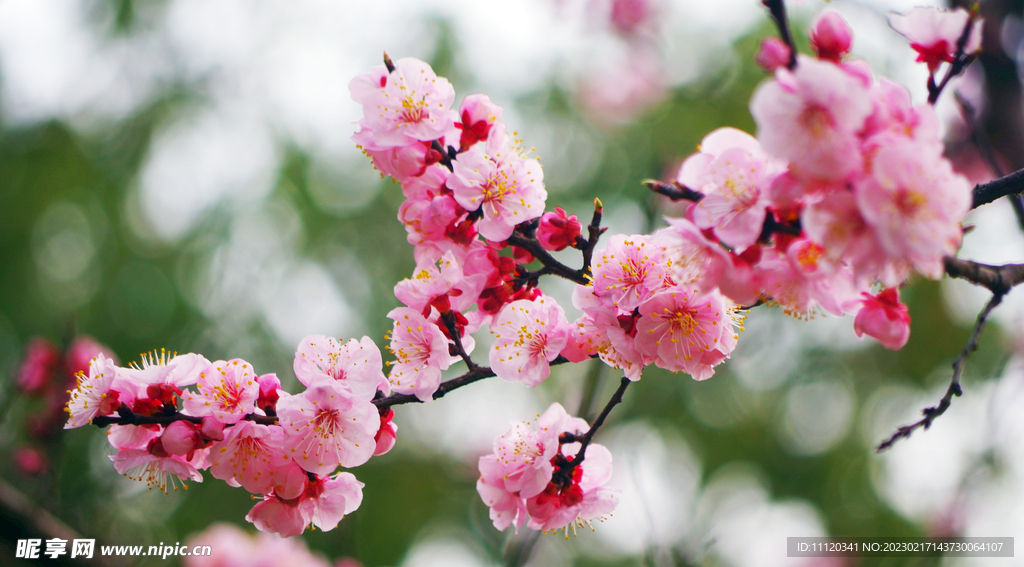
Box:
506, 201, 606, 286
971, 167, 1024, 209
580, 198, 607, 277
876, 292, 1002, 451
441, 311, 478, 371
643, 178, 704, 203
878, 256, 1024, 450
761, 0, 798, 70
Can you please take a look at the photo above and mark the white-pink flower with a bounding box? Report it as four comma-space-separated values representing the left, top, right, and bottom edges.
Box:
489, 296, 571, 387
110, 443, 205, 494
755, 241, 859, 318
591, 234, 668, 310
276, 381, 378, 475
246, 472, 364, 537
182, 359, 260, 424
889, 7, 983, 72
349, 58, 456, 149
393, 250, 475, 314
386, 307, 452, 402
635, 286, 738, 380
750, 56, 872, 181
684, 128, 781, 250
448, 125, 547, 241
854, 139, 970, 279
65, 353, 127, 428
208, 420, 291, 494
293, 335, 388, 400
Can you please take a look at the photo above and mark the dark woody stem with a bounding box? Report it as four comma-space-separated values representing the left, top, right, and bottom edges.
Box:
927, 10, 981, 105
441, 310, 478, 371
552, 377, 631, 488
506, 199, 606, 286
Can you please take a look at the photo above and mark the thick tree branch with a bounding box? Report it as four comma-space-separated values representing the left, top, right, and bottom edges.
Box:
943, 256, 1024, 294
971, 167, 1024, 209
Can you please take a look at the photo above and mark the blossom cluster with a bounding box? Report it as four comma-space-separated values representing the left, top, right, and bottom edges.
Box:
59, 3, 983, 541
64, 338, 391, 537
184, 523, 361, 567
647, 7, 978, 350
477, 403, 617, 535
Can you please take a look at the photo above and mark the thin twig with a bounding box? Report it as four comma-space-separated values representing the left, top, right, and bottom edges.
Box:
552, 377, 631, 486
441, 311, 478, 371
643, 179, 704, 202
877, 293, 1002, 451
580, 198, 607, 278
943, 256, 1024, 294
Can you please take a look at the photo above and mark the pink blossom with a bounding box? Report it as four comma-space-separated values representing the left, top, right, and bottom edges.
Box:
755, 243, 858, 318
349, 58, 456, 149
125, 350, 209, 394
182, 359, 260, 424
750, 56, 872, 181
448, 125, 547, 241
802, 190, 910, 287
689, 142, 775, 251
862, 79, 941, 155
394, 250, 465, 314
591, 234, 668, 310
17, 338, 60, 395
609, 0, 656, 36
457, 94, 503, 150
183, 523, 332, 567
855, 140, 970, 279
562, 285, 646, 381
489, 296, 571, 387
476, 403, 589, 531
246, 472, 364, 537
353, 131, 435, 183
293, 335, 388, 400
889, 7, 983, 72
635, 286, 738, 380
537, 207, 583, 251
651, 218, 748, 299
757, 38, 792, 72
110, 440, 205, 494
810, 11, 853, 62
107, 424, 160, 450
854, 288, 911, 350
525, 443, 618, 533
398, 193, 463, 246
255, 375, 281, 416
65, 353, 126, 428
386, 307, 452, 402
208, 420, 290, 494
276, 380, 378, 475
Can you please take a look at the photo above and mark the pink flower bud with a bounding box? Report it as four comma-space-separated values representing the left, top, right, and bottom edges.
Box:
457, 94, 503, 150
200, 416, 226, 442
161, 421, 200, 456
810, 11, 853, 62
256, 373, 281, 414
373, 409, 397, 456
756, 38, 792, 72
537, 207, 582, 251
17, 338, 60, 395
854, 288, 911, 350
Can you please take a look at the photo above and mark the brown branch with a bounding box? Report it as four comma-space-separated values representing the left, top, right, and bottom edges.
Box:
580, 198, 607, 277
441, 311, 478, 372
643, 179, 704, 202
877, 292, 1002, 451
971, 167, 1024, 209
943, 256, 1024, 294
552, 376, 631, 487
